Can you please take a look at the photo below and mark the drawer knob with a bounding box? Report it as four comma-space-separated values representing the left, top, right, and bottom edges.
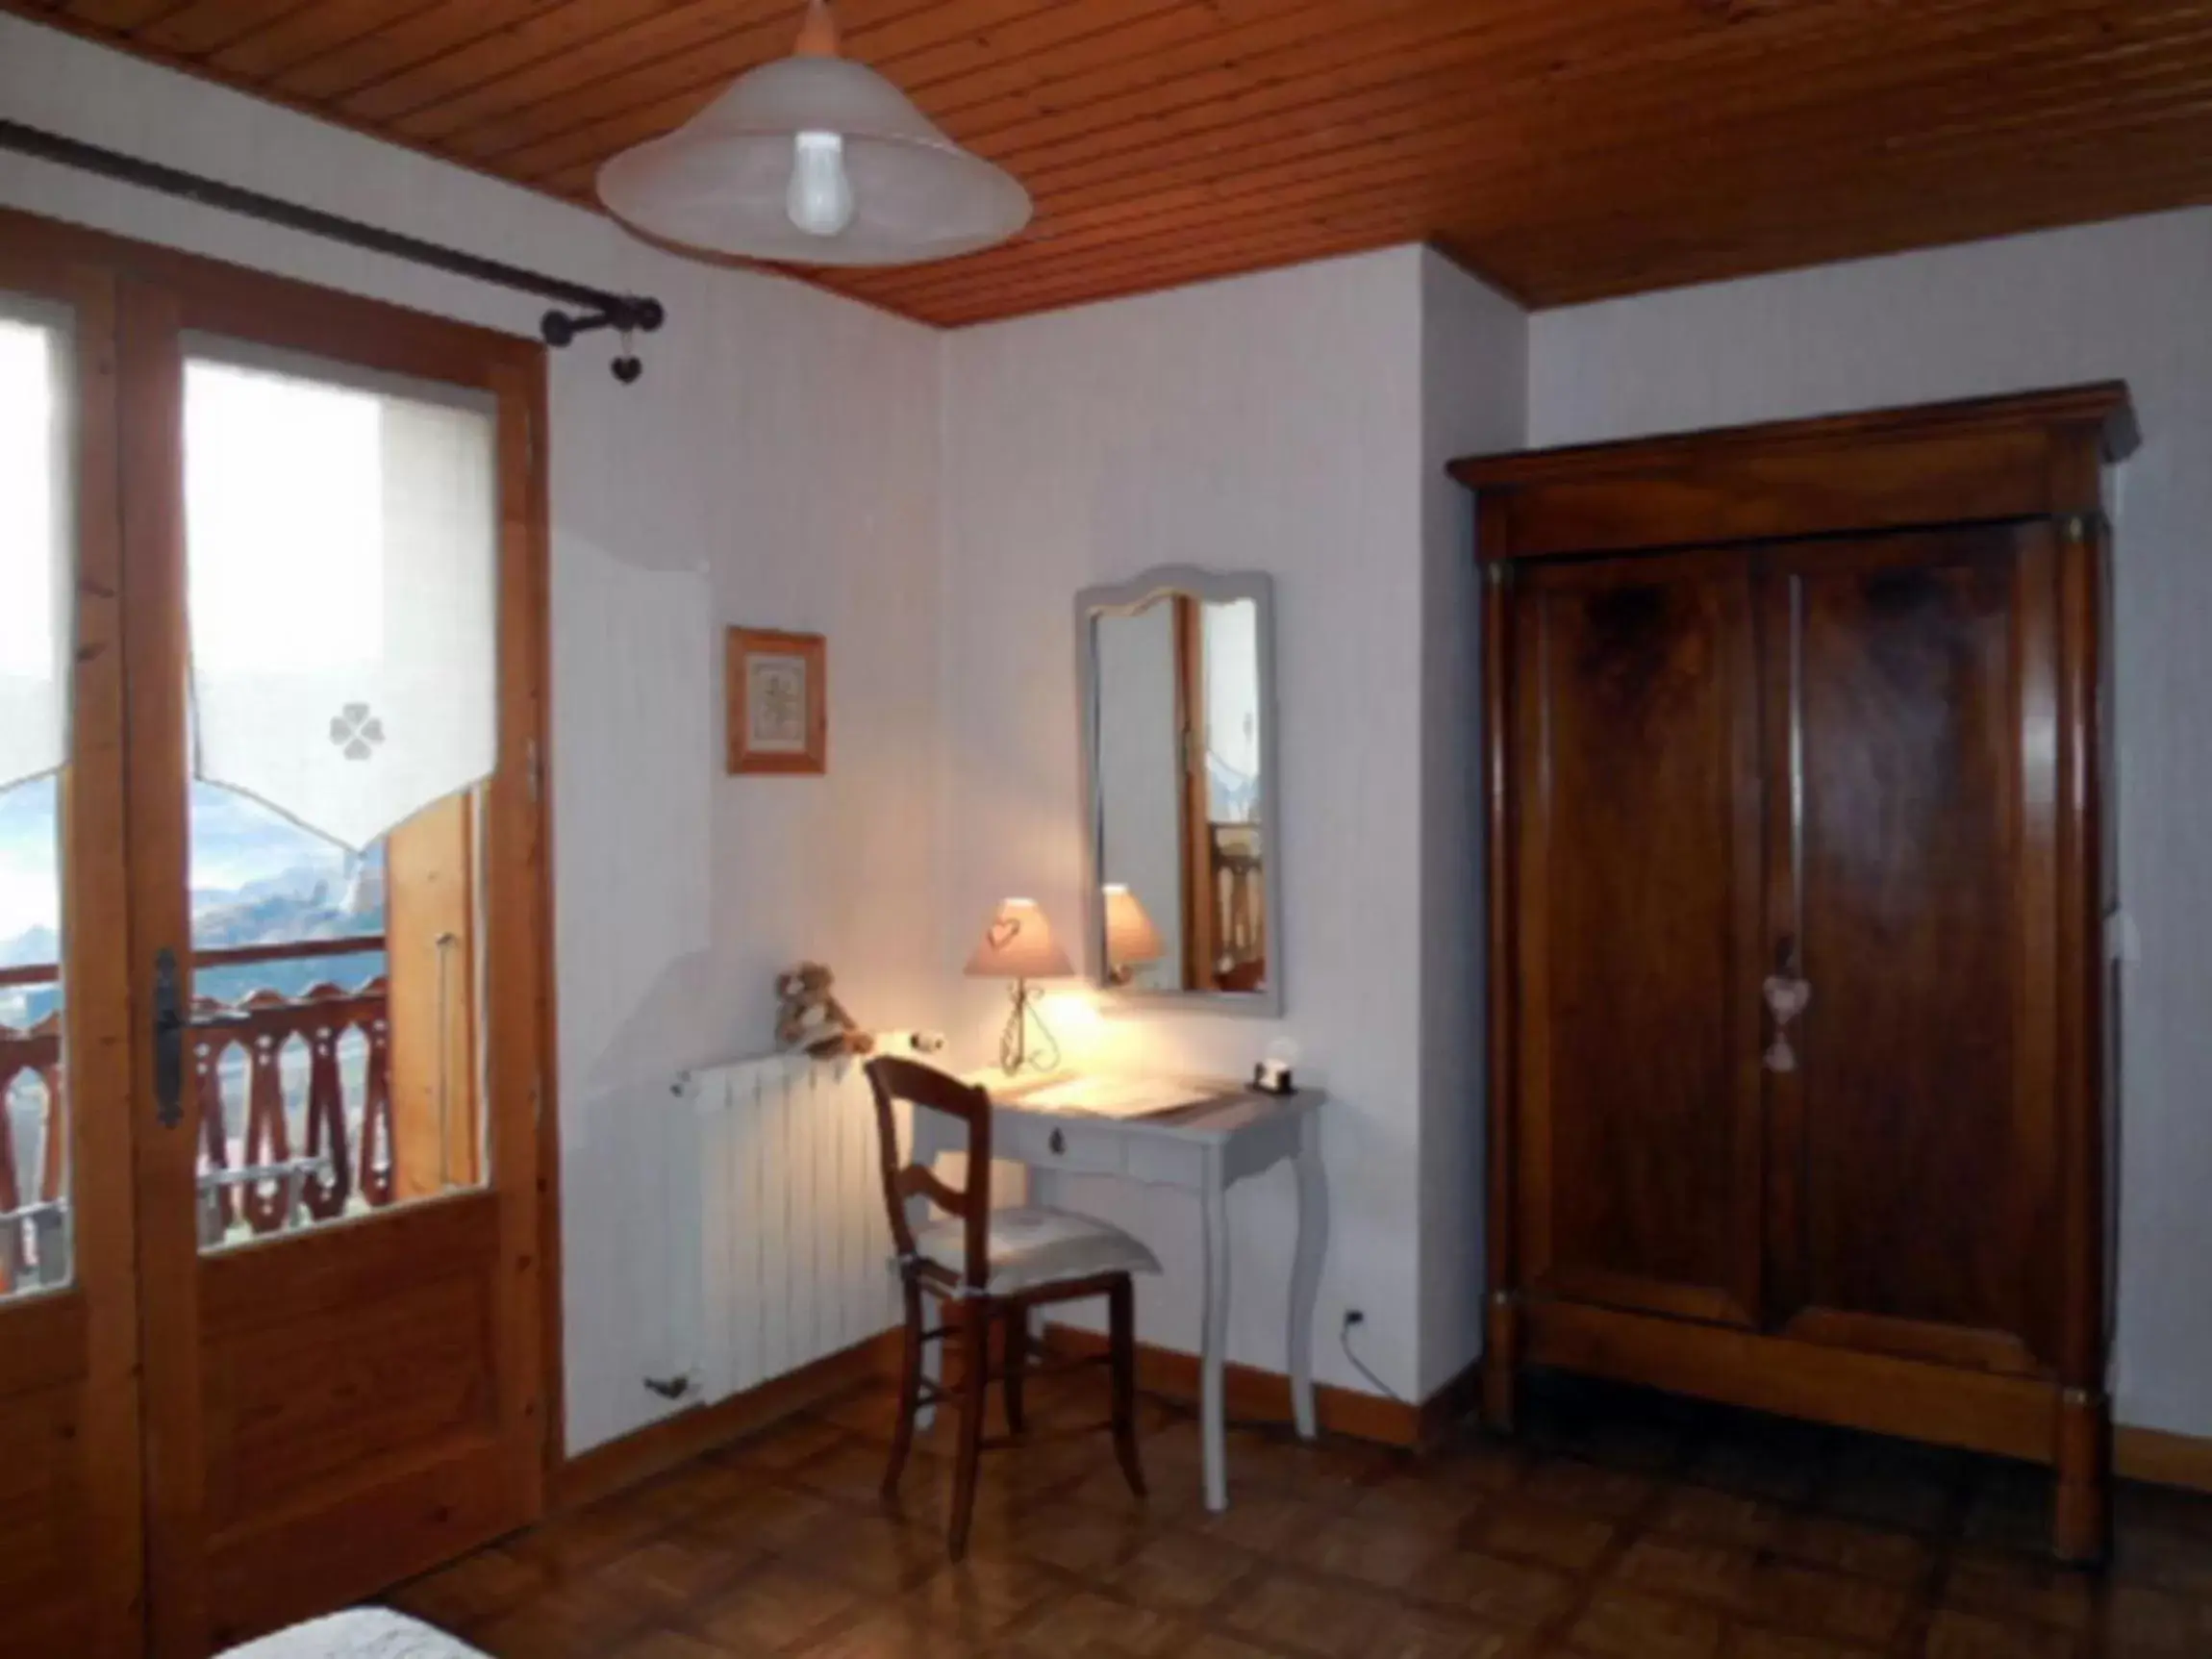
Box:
1049, 1129, 1067, 1155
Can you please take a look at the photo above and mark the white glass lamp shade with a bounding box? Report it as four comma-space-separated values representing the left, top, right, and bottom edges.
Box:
1102, 885, 1165, 968
965, 898, 1073, 981
596, 54, 1031, 267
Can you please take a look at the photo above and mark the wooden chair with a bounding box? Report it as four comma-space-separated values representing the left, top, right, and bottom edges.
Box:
865, 1055, 1155, 1560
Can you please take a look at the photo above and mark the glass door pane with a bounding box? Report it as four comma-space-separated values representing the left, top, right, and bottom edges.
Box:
188, 781, 391, 1250
0, 775, 65, 1298
180, 340, 497, 1252
0, 305, 72, 1301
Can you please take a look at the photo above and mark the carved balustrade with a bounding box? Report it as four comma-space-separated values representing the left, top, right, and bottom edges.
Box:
0, 941, 394, 1286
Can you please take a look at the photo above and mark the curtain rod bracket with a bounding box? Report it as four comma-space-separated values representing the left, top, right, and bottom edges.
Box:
540, 296, 665, 382
0, 116, 668, 387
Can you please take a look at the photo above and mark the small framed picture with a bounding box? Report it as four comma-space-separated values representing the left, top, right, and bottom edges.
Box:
726, 627, 826, 775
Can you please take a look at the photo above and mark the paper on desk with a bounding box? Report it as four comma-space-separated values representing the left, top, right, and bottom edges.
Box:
1018, 1075, 1224, 1119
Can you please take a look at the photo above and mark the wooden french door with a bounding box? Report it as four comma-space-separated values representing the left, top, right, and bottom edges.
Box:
0, 211, 553, 1658
1508, 547, 1769, 1330
0, 228, 146, 1659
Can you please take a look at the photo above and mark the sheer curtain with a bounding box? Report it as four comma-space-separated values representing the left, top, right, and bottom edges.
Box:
182, 340, 498, 852
0, 306, 72, 794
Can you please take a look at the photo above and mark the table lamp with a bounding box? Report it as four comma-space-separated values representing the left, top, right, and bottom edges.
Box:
1102, 883, 1165, 988
966, 897, 1072, 1072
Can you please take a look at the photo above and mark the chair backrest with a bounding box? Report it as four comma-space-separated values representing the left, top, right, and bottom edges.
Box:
864, 1056, 994, 1291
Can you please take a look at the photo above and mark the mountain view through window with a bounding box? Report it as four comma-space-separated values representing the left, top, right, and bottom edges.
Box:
0, 778, 389, 1028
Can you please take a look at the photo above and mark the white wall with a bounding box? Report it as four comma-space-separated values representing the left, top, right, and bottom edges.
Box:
1530, 208, 2212, 1440
1416, 252, 1528, 1395
940, 247, 1527, 1401
0, 13, 948, 1454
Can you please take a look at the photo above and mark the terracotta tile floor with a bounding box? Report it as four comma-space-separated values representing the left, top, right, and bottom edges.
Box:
389, 1372, 2212, 1657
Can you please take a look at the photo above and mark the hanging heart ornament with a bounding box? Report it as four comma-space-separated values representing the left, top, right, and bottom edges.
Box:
1762, 974, 1810, 1023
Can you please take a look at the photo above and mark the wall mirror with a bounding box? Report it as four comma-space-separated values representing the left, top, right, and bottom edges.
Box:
1076, 567, 1281, 1014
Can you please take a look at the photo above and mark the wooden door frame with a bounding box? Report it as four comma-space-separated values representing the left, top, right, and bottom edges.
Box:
0, 204, 568, 1621
1169, 593, 1217, 991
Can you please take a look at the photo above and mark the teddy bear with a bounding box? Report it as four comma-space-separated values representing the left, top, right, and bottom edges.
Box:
774, 961, 876, 1062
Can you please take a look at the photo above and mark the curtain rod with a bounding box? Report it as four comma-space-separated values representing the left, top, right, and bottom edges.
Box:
0, 116, 666, 383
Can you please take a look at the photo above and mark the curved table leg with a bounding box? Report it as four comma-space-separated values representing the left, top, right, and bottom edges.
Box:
1201, 1146, 1231, 1512
1289, 1106, 1327, 1442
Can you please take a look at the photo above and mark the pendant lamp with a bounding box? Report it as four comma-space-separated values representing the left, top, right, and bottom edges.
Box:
595, 0, 1032, 267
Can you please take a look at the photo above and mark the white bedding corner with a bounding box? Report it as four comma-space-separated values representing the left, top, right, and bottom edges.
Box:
218, 1609, 487, 1659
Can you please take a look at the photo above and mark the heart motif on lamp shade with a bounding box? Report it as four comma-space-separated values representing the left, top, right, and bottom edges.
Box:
966, 899, 1072, 981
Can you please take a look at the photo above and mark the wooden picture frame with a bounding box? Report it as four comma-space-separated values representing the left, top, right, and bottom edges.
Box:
726, 627, 827, 775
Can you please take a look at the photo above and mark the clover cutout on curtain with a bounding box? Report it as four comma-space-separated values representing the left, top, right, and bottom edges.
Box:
0, 306, 72, 797
182, 343, 498, 853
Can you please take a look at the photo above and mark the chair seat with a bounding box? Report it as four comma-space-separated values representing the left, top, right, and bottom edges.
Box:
219, 1609, 488, 1657
913, 1206, 1161, 1295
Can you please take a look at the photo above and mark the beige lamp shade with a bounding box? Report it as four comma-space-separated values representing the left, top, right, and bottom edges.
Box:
965, 898, 1073, 980
1102, 884, 1165, 967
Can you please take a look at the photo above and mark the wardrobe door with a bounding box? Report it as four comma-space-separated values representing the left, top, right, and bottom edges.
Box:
1765, 524, 2063, 1374
1512, 550, 1766, 1326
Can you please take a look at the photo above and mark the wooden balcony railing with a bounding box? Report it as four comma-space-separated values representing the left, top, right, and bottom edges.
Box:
0, 937, 393, 1290
0, 985, 63, 1295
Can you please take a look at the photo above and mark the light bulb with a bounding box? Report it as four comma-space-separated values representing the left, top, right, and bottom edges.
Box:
786, 131, 854, 238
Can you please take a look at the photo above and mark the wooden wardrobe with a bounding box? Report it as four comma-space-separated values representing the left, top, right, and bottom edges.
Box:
1452, 385, 2134, 1563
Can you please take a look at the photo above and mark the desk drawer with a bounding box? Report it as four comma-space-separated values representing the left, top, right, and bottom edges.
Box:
1125, 1135, 1206, 1188
999, 1116, 1127, 1178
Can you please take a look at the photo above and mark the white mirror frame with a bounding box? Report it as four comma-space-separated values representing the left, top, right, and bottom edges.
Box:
1074, 566, 1283, 1017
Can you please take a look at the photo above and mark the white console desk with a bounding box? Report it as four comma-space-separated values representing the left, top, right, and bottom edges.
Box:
908, 1070, 1329, 1512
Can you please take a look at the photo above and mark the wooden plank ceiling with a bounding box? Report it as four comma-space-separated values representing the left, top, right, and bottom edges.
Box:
12, 0, 2212, 326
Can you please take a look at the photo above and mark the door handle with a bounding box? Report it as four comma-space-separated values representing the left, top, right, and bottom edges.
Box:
154, 945, 186, 1129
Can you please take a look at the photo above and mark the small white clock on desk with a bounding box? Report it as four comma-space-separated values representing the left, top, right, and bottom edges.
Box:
906, 1069, 1329, 1512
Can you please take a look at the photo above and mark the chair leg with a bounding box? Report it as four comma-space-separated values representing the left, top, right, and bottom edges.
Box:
947, 1299, 991, 1561
882, 1276, 923, 1500
1003, 1305, 1029, 1435
1108, 1275, 1145, 1498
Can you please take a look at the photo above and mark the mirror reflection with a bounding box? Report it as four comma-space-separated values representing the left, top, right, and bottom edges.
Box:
1085, 576, 1272, 1004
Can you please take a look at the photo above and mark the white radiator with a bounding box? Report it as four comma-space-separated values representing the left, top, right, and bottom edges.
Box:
666, 1043, 908, 1405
